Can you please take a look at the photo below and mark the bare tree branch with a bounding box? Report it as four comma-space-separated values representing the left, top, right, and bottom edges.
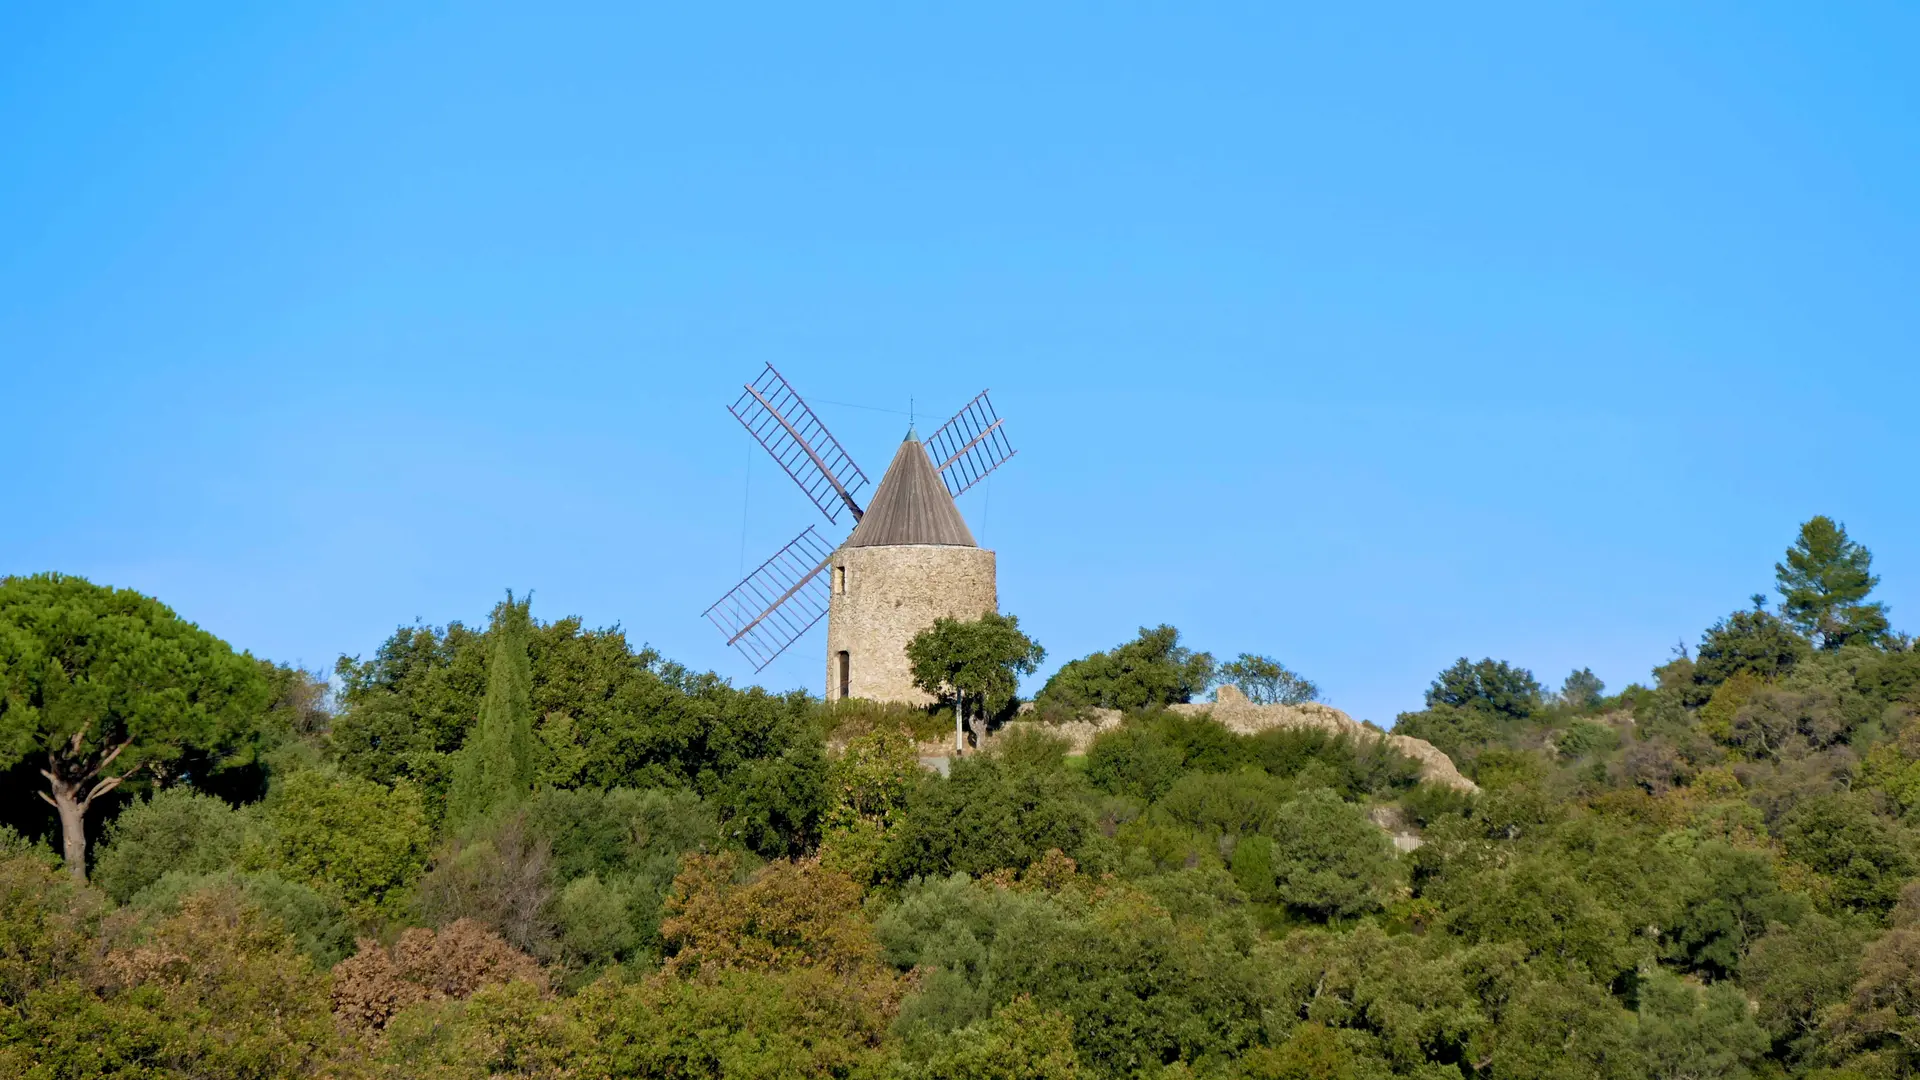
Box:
85, 769, 134, 804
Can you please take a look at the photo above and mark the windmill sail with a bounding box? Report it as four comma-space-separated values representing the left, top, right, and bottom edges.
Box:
703, 525, 837, 671
729, 365, 870, 524
924, 390, 1016, 498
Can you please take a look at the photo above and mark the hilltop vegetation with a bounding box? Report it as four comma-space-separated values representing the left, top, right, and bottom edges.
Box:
1, 515, 1918, 1078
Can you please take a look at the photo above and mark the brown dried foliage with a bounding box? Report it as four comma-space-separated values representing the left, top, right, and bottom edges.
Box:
331, 918, 547, 1031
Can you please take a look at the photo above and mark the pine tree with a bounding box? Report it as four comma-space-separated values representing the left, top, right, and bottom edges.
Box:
1776, 516, 1890, 650
445, 592, 537, 829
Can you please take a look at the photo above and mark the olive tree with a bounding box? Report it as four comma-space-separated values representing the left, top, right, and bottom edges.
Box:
1217, 653, 1320, 705
906, 612, 1045, 752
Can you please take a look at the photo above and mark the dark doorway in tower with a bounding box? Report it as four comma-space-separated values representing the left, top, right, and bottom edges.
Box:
836, 651, 851, 700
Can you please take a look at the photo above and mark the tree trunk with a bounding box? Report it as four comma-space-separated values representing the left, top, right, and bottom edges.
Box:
955, 690, 965, 754
38, 736, 133, 885
48, 773, 89, 884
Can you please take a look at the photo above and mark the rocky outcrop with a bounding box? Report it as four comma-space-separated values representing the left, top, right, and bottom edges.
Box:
999, 684, 1477, 793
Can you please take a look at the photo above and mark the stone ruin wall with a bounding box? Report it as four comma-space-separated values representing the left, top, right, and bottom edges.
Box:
994, 683, 1477, 793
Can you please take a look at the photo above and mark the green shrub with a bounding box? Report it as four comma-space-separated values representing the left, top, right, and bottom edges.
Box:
1555, 718, 1619, 760
528, 787, 718, 885
1392, 705, 1497, 764
892, 995, 1088, 1080
1247, 727, 1422, 798
0, 824, 53, 862
1035, 625, 1214, 711
882, 755, 1107, 881
1085, 723, 1187, 802
1228, 834, 1278, 903
413, 810, 557, 956
92, 788, 255, 904
811, 696, 952, 744
1779, 792, 1917, 913
1152, 769, 1290, 839
1267, 789, 1400, 919
1398, 783, 1476, 828
132, 870, 354, 967
555, 873, 642, 968
253, 769, 429, 917
711, 742, 831, 859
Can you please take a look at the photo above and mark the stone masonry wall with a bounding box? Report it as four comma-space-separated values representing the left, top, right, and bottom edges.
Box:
825, 544, 997, 705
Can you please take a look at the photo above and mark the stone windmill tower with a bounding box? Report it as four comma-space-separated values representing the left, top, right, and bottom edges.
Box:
705, 365, 1016, 703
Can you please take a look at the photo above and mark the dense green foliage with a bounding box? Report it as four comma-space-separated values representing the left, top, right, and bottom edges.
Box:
1036, 625, 1216, 711
445, 594, 537, 830
906, 612, 1046, 729
5, 514, 1920, 1078
1778, 516, 1890, 649
0, 573, 273, 878
1218, 653, 1320, 705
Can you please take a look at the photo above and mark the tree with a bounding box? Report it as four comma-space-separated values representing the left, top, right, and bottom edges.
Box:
0, 574, 272, 882
446, 593, 537, 830
710, 739, 831, 858
133, 869, 355, 967
1482, 975, 1642, 1080
1818, 925, 1920, 1071
1691, 608, 1810, 702
5, 886, 353, 1078
894, 995, 1088, 1080
1744, 913, 1870, 1057
1218, 654, 1320, 705
1777, 515, 1890, 649
1633, 970, 1768, 1080
1392, 705, 1497, 765
413, 809, 559, 955
819, 728, 923, 885
1558, 668, 1604, 709
1778, 793, 1915, 913
90, 787, 254, 903
572, 965, 894, 1080
907, 612, 1046, 747
1424, 658, 1541, 719
1666, 840, 1806, 978
659, 853, 885, 979
331, 919, 547, 1032
881, 753, 1106, 882
1036, 625, 1215, 712
1084, 722, 1190, 802
257, 769, 430, 917
330, 607, 823, 816
1264, 788, 1400, 919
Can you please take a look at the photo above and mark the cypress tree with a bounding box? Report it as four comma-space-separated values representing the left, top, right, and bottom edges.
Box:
446, 592, 537, 829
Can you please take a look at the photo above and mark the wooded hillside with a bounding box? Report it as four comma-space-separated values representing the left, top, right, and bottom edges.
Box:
2, 515, 1917, 1079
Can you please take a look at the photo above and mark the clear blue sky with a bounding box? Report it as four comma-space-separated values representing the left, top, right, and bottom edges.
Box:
4, 3, 1916, 725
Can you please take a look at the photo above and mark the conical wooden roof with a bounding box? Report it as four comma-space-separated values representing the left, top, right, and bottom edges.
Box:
844, 433, 977, 548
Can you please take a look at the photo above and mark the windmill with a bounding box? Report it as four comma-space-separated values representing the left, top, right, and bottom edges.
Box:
704, 364, 1016, 697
